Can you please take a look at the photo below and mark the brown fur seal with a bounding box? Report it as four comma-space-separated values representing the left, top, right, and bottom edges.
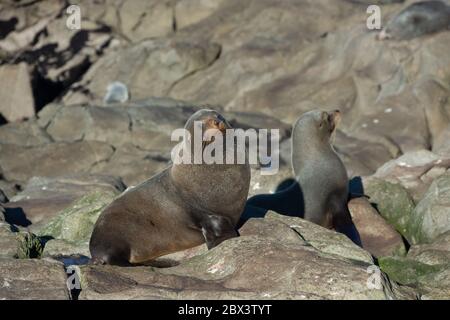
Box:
378, 1, 450, 40
242, 110, 361, 245
89, 109, 251, 265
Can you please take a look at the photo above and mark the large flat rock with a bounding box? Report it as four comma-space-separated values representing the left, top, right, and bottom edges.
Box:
75, 213, 415, 300
0, 258, 70, 300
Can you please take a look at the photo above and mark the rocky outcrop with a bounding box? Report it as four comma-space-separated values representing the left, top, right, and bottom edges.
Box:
63, 39, 221, 105
0, 258, 70, 300
75, 213, 414, 300
407, 172, 450, 244
3, 175, 125, 232
407, 231, 450, 266
369, 150, 450, 202
38, 191, 117, 258
363, 178, 416, 242
1, 0, 450, 301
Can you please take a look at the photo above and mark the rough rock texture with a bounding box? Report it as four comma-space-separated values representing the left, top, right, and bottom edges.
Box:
38, 191, 117, 258
0, 142, 114, 183
1, 0, 450, 300
379, 256, 449, 299
63, 39, 221, 105
74, 213, 415, 300
0, 258, 70, 300
0, 222, 19, 258
0, 62, 35, 122
363, 178, 416, 242
348, 197, 406, 257
407, 231, 450, 266
408, 172, 450, 244
0, 120, 51, 146
3, 175, 125, 232
370, 150, 450, 202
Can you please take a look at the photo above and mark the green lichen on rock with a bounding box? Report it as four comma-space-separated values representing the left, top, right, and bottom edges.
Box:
378, 256, 445, 286
16, 232, 44, 259
38, 191, 115, 244
364, 178, 415, 242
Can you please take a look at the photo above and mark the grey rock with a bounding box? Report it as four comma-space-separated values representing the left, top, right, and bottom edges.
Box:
0, 258, 70, 300
0, 120, 51, 146
38, 191, 117, 257
0, 141, 114, 183
408, 172, 450, 244
0, 63, 35, 122
3, 174, 125, 232
363, 178, 416, 242
63, 39, 221, 105
75, 213, 412, 300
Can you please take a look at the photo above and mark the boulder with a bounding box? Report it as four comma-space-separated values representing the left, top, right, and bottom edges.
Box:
418, 268, 450, 300
379, 256, 449, 299
39, 191, 117, 258
0, 222, 43, 259
77, 0, 174, 42
0, 258, 70, 300
0, 120, 51, 146
371, 150, 450, 202
63, 39, 221, 105
363, 178, 416, 242
348, 197, 406, 257
407, 172, 450, 244
0, 62, 35, 122
0, 180, 19, 201
0, 223, 19, 258
3, 175, 124, 232
407, 231, 450, 266
90, 143, 170, 186
74, 213, 415, 300
0, 141, 114, 183
175, 0, 226, 30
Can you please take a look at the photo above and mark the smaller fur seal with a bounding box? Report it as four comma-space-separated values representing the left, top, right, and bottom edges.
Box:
90, 109, 251, 266
378, 1, 450, 40
241, 110, 361, 245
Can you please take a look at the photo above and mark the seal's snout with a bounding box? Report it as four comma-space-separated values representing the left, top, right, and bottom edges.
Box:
206, 117, 227, 133
218, 120, 226, 132
329, 109, 341, 133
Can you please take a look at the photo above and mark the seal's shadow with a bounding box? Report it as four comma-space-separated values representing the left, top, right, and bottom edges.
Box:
238, 178, 305, 229
238, 176, 365, 247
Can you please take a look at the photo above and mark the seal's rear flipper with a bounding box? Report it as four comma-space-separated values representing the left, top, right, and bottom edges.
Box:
201, 215, 238, 249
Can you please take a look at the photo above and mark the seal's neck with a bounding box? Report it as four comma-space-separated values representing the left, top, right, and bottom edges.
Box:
291, 135, 335, 173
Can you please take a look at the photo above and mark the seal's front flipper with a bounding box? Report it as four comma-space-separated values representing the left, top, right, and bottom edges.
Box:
200, 215, 238, 250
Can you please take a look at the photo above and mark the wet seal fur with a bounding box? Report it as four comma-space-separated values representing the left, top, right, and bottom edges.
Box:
241, 110, 362, 245
378, 1, 450, 40
89, 109, 251, 266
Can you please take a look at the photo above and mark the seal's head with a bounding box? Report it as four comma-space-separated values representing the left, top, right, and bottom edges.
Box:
293, 109, 341, 144
377, 1, 450, 41
184, 109, 231, 146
